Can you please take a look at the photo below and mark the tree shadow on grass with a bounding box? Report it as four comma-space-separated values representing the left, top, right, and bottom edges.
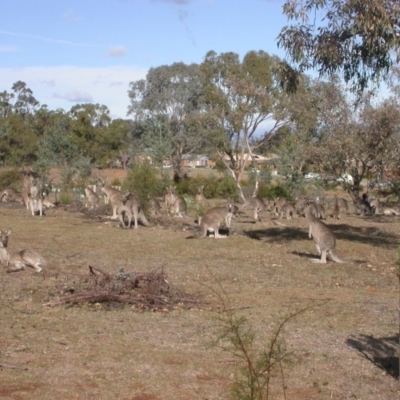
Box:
241, 223, 399, 249
331, 223, 399, 248
346, 334, 399, 379
242, 227, 308, 242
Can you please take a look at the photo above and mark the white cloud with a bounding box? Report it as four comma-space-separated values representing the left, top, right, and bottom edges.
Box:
53, 90, 93, 103
0, 45, 19, 53
0, 66, 148, 119
107, 45, 128, 58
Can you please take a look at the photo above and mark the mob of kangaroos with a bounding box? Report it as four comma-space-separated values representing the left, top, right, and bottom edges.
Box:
0, 229, 46, 273
305, 204, 351, 263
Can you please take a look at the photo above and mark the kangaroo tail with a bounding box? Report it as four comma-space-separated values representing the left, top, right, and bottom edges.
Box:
330, 250, 352, 263
138, 210, 152, 227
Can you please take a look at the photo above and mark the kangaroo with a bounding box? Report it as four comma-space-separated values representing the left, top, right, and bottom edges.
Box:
355, 194, 372, 215
28, 178, 44, 216
273, 197, 287, 217
195, 185, 207, 205
166, 186, 188, 217
305, 205, 349, 263
280, 202, 297, 219
241, 197, 266, 222
332, 195, 349, 219
0, 188, 24, 204
164, 187, 174, 214
117, 192, 151, 229
21, 167, 36, 210
0, 229, 46, 272
198, 203, 234, 238
368, 197, 380, 215
148, 195, 161, 216
383, 207, 399, 216
84, 184, 100, 210
100, 183, 121, 219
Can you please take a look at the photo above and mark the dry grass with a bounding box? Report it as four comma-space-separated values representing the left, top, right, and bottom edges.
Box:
0, 195, 399, 400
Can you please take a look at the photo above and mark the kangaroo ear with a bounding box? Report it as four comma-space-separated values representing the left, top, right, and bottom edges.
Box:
5, 228, 11, 236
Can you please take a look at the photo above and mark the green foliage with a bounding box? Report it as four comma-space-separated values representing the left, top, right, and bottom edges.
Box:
122, 164, 162, 212
210, 280, 318, 400
261, 184, 292, 201
278, 0, 400, 92
58, 191, 73, 205
0, 168, 22, 189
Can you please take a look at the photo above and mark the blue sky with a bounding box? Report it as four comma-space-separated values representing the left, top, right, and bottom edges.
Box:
0, 0, 289, 119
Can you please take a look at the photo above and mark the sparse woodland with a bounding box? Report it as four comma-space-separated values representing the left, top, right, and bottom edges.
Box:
1, 1, 400, 398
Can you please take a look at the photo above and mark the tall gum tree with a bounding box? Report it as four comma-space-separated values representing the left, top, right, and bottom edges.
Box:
201, 50, 288, 202
128, 62, 205, 182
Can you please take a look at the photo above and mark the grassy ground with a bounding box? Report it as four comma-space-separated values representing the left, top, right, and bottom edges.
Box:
0, 192, 399, 400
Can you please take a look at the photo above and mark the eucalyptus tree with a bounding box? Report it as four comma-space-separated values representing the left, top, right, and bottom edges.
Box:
276, 74, 400, 200
128, 62, 206, 182
200, 50, 288, 201
68, 103, 117, 167
278, 0, 400, 93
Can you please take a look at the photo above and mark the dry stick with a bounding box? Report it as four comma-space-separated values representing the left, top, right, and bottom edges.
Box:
0, 361, 28, 371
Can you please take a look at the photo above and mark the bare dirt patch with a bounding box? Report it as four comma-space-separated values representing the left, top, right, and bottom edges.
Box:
0, 196, 399, 399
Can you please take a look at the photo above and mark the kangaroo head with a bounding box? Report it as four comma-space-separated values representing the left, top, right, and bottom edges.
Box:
0, 229, 11, 248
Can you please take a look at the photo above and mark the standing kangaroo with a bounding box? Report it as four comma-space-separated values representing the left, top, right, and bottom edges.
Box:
100, 182, 121, 219
28, 177, 44, 216
0, 229, 46, 272
241, 197, 266, 222
305, 205, 349, 263
117, 192, 151, 229
198, 203, 233, 238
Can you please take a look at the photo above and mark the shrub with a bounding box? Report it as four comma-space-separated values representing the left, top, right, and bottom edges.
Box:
122, 164, 162, 212
0, 168, 22, 190
59, 191, 73, 205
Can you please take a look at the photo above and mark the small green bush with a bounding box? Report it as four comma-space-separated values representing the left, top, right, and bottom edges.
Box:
59, 191, 73, 205
123, 164, 163, 211
0, 168, 22, 189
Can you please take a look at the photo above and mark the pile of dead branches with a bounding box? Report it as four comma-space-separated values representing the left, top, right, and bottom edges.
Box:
45, 265, 204, 311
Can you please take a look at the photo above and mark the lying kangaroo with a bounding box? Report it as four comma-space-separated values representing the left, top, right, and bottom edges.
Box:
117, 192, 151, 229
198, 203, 234, 238
0, 229, 46, 272
305, 205, 349, 263
0, 188, 24, 204
383, 207, 399, 216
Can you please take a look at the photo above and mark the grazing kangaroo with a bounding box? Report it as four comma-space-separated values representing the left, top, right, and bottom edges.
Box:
100, 183, 121, 219
84, 184, 100, 210
117, 192, 151, 229
198, 203, 234, 238
0, 229, 46, 272
305, 205, 349, 263
280, 202, 297, 219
